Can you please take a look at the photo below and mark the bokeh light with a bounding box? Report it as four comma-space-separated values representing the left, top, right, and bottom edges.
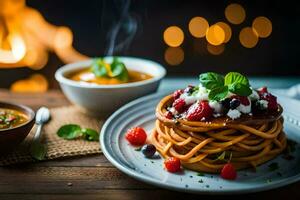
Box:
239, 27, 259, 48
206, 24, 225, 46
164, 47, 184, 66
10, 73, 48, 93
215, 22, 232, 43
252, 16, 272, 38
188, 17, 209, 38
53, 27, 73, 49
163, 26, 184, 47
225, 3, 246, 25
207, 43, 225, 55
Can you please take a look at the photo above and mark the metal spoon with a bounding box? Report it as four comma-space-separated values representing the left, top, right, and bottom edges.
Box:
29, 107, 51, 160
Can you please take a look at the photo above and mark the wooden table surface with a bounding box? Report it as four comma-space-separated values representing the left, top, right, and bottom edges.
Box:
0, 89, 300, 200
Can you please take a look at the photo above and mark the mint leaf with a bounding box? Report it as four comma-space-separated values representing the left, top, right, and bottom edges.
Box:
228, 82, 252, 96
57, 124, 82, 140
208, 86, 228, 101
91, 58, 108, 77
82, 128, 99, 141
225, 72, 249, 86
199, 72, 224, 90
110, 58, 129, 82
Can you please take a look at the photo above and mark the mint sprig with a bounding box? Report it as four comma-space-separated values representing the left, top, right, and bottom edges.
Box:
199, 72, 252, 101
57, 124, 99, 141
91, 57, 129, 82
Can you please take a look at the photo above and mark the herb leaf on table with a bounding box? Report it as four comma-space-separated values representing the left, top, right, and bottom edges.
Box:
57, 124, 99, 141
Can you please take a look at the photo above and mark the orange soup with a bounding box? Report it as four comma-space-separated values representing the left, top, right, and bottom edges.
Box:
0, 108, 28, 129
68, 69, 153, 85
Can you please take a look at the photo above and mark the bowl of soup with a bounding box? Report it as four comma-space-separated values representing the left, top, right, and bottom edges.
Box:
55, 57, 166, 116
0, 102, 35, 154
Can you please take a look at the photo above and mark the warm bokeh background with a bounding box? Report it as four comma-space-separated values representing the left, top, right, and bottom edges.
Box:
0, 0, 299, 90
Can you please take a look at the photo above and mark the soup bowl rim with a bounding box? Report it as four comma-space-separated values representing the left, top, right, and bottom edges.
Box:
0, 101, 35, 132
55, 56, 166, 89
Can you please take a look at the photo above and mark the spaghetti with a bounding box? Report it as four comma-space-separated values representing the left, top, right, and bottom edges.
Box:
150, 95, 287, 173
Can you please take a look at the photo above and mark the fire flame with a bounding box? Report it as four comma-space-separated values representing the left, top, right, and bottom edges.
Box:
0, 0, 88, 68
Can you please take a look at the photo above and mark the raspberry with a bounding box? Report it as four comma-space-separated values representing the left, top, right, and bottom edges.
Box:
231, 95, 250, 106
172, 98, 186, 113
257, 87, 268, 96
165, 111, 173, 119
186, 101, 213, 121
125, 127, 147, 146
164, 157, 181, 173
221, 163, 237, 180
261, 93, 278, 111
173, 89, 183, 100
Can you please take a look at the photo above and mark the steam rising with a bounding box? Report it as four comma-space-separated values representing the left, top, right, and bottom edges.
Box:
104, 0, 137, 56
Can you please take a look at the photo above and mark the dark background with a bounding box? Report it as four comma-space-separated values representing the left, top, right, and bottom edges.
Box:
1, 0, 300, 89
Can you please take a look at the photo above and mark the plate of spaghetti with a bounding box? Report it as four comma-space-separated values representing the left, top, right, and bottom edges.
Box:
100, 72, 300, 194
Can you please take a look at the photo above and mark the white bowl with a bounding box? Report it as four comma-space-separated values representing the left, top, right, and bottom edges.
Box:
55, 57, 166, 116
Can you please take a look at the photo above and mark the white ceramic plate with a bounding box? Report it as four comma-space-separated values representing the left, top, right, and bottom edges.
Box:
100, 92, 300, 194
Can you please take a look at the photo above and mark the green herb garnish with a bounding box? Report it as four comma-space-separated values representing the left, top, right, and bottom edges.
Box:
199, 72, 252, 101
91, 57, 129, 82
268, 162, 279, 171
57, 124, 99, 141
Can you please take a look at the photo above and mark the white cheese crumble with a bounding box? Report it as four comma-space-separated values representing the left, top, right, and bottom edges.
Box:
236, 99, 251, 114
249, 89, 259, 101
227, 109, 241, 119
180, 84, 209, 105
258, 99, 268, 109
169, 107, 178, 115
209, 101, 222, 113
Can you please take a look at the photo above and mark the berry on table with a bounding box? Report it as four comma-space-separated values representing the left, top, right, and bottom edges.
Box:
186, 101, 213, 121
221, 163, 237, 180
164, 157, 181, 173
141, 144, 156, 158
125, 127, 147, 146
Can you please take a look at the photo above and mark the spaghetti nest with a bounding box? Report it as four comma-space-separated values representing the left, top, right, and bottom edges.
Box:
150, 95, 287, 173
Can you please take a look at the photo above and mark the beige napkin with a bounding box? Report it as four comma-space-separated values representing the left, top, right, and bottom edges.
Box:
0, 106, 103, 166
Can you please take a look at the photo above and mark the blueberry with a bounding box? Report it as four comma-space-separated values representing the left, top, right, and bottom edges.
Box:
230, 99, 240, 109
141, 144, 156, 158
221, 98, 231, 109
184, 86, 194, 94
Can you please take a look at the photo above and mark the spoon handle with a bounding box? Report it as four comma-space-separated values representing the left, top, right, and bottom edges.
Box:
33, 124, 43, 143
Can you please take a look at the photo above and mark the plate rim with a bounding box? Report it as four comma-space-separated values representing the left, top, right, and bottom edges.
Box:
100, 91, 300, 195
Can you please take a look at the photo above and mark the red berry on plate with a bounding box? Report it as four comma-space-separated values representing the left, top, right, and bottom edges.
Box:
221, 163, 237, 180
186, 101, 213, 121
258, 86, 268, 95
164, 157, 181, 173
172, 98, 186, 113
165, 111, 173, 119
261, 93, 278, 111
173, 89, 183, 100
231, 95, 250, 106
125, 127, 147, 146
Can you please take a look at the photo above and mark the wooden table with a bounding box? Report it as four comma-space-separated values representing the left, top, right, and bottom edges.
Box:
0, 89, 300, 200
